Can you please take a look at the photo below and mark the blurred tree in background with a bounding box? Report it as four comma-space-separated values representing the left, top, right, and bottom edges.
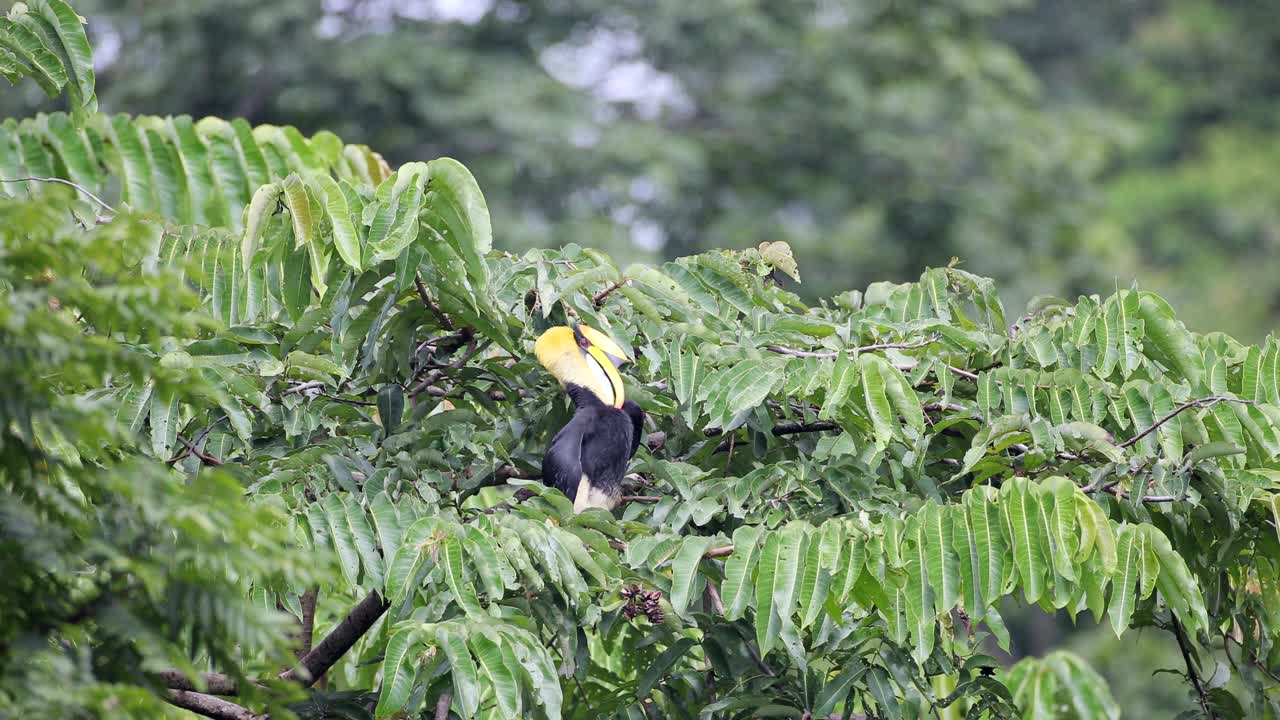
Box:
1, 0, 1110, 318
7, 1, 1275, 338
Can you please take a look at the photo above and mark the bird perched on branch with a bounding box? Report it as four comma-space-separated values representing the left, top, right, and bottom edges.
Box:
535, 323, 645, 512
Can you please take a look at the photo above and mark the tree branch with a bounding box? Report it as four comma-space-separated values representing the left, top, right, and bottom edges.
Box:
164, 690, 260, 720
1118, 396, 1251, 449
593, 278, 631, 307
766, 334, 940, 360
157, 670, 240, 696
296, 588, 318, 659
0, 176, 115, 214
415, 274, 454, 330
1171, 616, 1216, 720
177, 435, 224, 466
278, 590, 390, 687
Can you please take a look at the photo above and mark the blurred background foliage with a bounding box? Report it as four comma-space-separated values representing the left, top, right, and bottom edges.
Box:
3, 0, 1275, 715
6, 0, 1277, 341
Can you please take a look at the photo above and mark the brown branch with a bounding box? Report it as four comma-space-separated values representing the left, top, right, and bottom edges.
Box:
178, 435, 224, 466
1171, 616, 1216, 720
646, 431, 666, 452
410, 338, 482, 398
704, 581, 726, 617
1118, 396, 1251, 450
0, 176, 115, 214
164, 690, 260, 720
704, 545, 733, 559
296, 588, 318, 658
415, 274, 454, 330
621, 495, 661, 504
167, 415, 228, 466
157, 670, 240, 696
593, 278, 631, 307
278, 590, 390, 687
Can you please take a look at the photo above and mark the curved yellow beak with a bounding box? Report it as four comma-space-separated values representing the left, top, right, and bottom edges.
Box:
534, 323, 629, 408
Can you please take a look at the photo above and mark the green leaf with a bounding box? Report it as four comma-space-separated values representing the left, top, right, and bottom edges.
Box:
346, 498, 384, 588
1137, 291, 1203, 391
859, 353, 896, 445
314, 174, 363, 271
922, 501, 959, 613
721, 525, 763, 621
819, 349, 858, 419
669, 536, 715, 618
637, 637, 697, 697
1001, 478, 1047, 604
377, 384, 404, 435
375, 626, 422, 718
437, 626, 480, 719
443, 533, 484, 617
1108, 525, 1142, 637
468, 633, 521, 719
323, 493, 362, 589
812, 660, 865, 717
148, 383, 178, 458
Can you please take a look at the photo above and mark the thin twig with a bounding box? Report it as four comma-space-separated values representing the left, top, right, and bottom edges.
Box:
164, 690, 260, 720
1118, 396, 1252, 449
296, 588, 318, 659
177, 435, 224, 466
167, 415, 227, 465
766, 334, 940, 360
621, 495, 661, 504
1171, 616, 1216, 720
410, 338, 482, 398
592, 278, 631, 307
318, 391, 376, 407
0, 176, 115, 214
283, 381, 325, 396
156, 670, 240, 696
415, 274, 454, 330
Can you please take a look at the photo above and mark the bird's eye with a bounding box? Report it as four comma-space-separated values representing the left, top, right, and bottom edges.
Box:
579, 337, 591, 348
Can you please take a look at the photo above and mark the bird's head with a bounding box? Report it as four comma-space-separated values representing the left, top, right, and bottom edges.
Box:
534, 323, 629, 408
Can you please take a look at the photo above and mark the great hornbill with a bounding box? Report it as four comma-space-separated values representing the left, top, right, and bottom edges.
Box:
534, 323, 645, 512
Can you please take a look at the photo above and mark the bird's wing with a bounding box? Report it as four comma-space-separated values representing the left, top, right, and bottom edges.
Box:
542, 415, 585, 499
574, 409, 632, 511
621, 399, 645, 459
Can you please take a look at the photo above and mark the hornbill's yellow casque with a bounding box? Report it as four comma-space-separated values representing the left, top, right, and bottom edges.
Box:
535, 323, 645, 512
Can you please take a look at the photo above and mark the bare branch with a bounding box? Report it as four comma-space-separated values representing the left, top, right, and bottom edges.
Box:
296, 588, 318, 658
167, 415, 227, 466
0, 176, 115, 214
621, 495, 661, 504
278, 590, 390, 687
1171, 616, 1216, 720
593, 278, 631, 307
1118, 396, 1252, 450
704, 545, 733, 559
165, 690, 260, 720
177, 435, 224, 466
156, 670, 240, 696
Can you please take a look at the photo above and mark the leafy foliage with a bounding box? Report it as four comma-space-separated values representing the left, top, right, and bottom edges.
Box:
2, 6, 1280, 720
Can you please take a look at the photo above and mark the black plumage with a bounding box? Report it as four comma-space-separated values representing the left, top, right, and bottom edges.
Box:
542, 384, 645, 509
